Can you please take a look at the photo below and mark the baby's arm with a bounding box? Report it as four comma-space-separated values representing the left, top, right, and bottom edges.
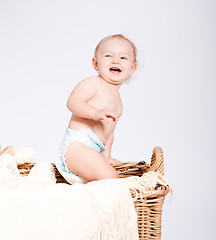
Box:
102, 133, 121, 165
67, 77, 118, 122
67, 77, 99, 119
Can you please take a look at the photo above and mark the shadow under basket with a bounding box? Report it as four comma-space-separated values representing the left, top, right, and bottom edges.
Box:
18, 146, 170, 240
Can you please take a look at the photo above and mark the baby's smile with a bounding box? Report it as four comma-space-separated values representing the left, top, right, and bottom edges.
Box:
109, 67, 121, 74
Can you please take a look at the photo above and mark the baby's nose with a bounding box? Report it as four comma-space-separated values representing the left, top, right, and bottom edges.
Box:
112, 57, 119, 64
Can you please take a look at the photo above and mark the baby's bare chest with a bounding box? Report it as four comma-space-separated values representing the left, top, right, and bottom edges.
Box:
88, 89, 123, 117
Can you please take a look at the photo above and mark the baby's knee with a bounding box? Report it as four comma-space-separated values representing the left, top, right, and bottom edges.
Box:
110, 171, 119, 179
102, 169, 119, 180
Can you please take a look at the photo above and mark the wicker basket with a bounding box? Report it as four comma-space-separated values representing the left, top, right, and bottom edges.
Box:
17, 146, 170, 240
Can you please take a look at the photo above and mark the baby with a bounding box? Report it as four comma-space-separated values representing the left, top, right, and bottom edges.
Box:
56, 34, 137, 184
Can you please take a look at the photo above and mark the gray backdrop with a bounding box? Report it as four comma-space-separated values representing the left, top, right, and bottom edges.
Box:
1, 0, 215, 239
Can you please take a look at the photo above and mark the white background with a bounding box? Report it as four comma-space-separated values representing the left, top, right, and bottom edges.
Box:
0, 0, 215, 239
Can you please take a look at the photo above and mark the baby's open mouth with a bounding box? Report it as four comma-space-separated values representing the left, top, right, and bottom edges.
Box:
110, 67, 121, 73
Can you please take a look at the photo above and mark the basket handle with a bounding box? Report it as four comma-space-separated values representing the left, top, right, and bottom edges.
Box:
149, 146, 164, 175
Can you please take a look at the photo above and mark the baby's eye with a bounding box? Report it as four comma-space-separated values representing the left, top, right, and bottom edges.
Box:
105, 55, 111, 57
120, 56, 127, 60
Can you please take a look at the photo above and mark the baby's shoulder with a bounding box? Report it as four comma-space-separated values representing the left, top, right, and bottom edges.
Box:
76, 76, 102, 91
80, 76, 101, 86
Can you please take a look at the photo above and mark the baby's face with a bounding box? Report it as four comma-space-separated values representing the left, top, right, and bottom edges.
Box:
93, 38, 136, 86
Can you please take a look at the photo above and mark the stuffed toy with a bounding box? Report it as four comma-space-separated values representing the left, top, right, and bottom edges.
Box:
0, 146, 20, 182
0, 146, 56, 184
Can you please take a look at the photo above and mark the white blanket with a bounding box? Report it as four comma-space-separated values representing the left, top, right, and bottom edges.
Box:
0, 172, 172, 240
0, 178, 139, 240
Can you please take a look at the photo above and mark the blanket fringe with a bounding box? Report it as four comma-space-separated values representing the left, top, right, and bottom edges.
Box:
89, 171, 173, 240
130, 171, 173, 201
89, 186, 139, 240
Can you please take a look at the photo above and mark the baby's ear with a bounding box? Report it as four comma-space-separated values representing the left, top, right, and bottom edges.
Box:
92, 57, 98, 71
130, 62, 137, 75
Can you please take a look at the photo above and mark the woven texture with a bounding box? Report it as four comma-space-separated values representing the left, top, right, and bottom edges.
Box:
17, 146, 169, 240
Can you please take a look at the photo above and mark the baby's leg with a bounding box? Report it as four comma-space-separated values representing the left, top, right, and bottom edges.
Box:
65, 142, 119, 182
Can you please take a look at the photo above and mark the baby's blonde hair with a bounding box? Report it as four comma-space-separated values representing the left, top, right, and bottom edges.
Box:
94, 34, 137, 63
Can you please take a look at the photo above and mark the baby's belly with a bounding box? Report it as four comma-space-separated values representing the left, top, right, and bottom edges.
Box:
68, 115, 116, 145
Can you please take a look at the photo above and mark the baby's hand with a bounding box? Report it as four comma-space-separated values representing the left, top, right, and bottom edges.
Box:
93, 109, 119, 123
